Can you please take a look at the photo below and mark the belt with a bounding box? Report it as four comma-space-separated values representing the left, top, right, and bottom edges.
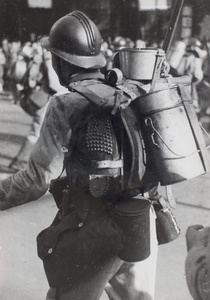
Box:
90, 159, 123, 169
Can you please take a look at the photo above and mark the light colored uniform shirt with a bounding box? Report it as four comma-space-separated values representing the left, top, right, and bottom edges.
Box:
0, 72, 116, 210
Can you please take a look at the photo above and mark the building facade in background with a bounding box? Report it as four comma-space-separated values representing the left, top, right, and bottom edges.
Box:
0, 0, 210, 46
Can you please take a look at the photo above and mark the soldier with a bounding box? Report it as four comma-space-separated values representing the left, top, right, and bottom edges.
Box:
0, 11, 168, 300
9, 42, 66, 171
170, 38, 204, 112
185, 225, 210, 300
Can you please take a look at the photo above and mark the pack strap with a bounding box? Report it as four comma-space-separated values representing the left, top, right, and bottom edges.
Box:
68, 81, 140, 113
69, 82, 109, 108
115, 84, 137, 100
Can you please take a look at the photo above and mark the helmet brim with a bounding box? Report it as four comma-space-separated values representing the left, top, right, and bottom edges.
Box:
41, 36, 106, 69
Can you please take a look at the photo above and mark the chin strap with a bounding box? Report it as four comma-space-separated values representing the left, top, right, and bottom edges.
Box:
55, 288, 60, 300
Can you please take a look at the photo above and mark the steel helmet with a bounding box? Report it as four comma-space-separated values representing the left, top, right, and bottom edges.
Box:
187, 38, 202, 48
186, 38, 203, 57
41, 11, 106, 69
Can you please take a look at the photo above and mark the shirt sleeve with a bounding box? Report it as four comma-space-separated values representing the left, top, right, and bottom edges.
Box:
185, 245, 210, 300
0, 94, 76, 210
193, 57, 203, 84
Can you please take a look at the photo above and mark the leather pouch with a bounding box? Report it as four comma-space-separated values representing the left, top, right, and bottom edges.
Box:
36, 209, 124, 288
154, 198, 181, 245
49, 176, 69, 208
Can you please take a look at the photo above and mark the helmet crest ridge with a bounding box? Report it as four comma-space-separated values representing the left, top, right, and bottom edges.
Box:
71, 11, 96, 54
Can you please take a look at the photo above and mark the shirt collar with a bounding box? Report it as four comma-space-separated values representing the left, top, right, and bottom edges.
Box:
68, 69, 104, 84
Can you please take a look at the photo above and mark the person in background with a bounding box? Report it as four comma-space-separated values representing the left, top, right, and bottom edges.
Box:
169, 38, 204, 112
112, 36, 127, 52
3, 39, 22, 93
101, 40, 114, 71
185, 225, 210, 300
167, 40, 186, 76
0, 46, 6, 92
9, 41, 66, 171
196, 43, 210, 122
135, 39, 146, 48
1, 38, 11, 91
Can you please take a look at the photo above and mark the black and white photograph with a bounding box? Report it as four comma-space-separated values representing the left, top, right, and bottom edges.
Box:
0, 0, 210, 299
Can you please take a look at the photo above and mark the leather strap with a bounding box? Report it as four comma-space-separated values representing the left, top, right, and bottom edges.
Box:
165, 185, 176, 208
90, 160, 123, 169
69, 83, 108, 108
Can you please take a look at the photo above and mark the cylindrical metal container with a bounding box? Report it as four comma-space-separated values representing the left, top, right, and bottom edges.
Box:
118, 48, 164, 80
133, 81, 209, 185
109, 197, 151, 262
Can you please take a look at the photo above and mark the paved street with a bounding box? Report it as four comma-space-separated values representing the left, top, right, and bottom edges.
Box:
0, 95, 210, 300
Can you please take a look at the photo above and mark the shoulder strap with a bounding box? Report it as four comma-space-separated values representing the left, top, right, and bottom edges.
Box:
69, 83, 109, 108
68, 80, 144, 114
69, 82, 125, 115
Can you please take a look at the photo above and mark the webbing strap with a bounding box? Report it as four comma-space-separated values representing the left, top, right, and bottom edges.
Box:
115, 84, 137, 100
165, 185, 176, 209
68, 81, 141, 113
150, 49, 165, 92
69, 83, 108, 107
